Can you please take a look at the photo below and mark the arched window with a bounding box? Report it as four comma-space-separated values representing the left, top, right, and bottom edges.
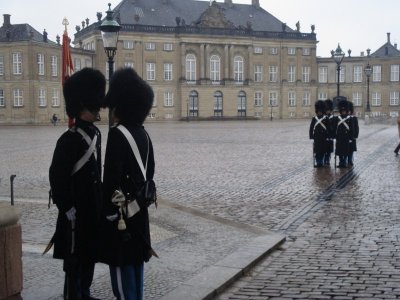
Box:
186, 54, 196, 82
234, 56, 244, 82
214, 91, 223, 117
210, 55, 220, 82
237, 91, 246, 116
189, 90, 199, 117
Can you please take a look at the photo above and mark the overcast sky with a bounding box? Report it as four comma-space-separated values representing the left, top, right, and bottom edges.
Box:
1, 0, 399, 57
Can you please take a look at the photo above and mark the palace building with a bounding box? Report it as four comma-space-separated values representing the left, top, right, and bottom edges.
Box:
0, 0, 399, 124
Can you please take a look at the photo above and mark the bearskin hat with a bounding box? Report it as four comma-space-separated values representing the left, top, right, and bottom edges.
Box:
338, 99, 349, 112
314, 100, 326, 114
63, 68, 106, 118
347, 101, 354, 114
103, 68, 154, 125
325, 99, 333, 111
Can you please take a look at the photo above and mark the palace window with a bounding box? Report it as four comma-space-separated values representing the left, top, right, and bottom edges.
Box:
288, 91, 296, 107
353, 65, 363, 83
237, 91, 246, 116
288, 65, 296, 82
13, 89, 23, 107
352, 92, 362, 106
186, 54, 196, 82
0, 89, 4, 106
390, 91, 399, 106
254, 65, 263, 82
146, 62, 155, 81
13, 52, 22, 75
210, 55, 220, 82
390, 64, 399, 81
52, 89, 60, 107
164, 63, 173, 81
214, 91, 223, 117
38, 88, 46, 107
302, 66, 310, 83
51, 55, 58, 77
302, 92, 310, 106
318, 66, 328, 83
269, 65, 278, 82
123, 40, 134, 49
372, 65, 381, 82
164, 91, 173, 106
372, 92, 381, 106
37, 54, 45, 75
234, 56, 244, 82
254, 91, 263, 107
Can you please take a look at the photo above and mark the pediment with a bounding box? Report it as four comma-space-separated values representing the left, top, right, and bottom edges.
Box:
196, 2, 234, 29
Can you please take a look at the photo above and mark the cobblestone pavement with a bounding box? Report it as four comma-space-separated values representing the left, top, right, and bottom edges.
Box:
0, 119, 398, 299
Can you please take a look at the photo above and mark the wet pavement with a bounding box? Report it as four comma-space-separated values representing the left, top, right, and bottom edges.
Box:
0, 119, 399, 299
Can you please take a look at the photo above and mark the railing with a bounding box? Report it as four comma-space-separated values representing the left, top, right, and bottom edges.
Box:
121, 24, 316, 40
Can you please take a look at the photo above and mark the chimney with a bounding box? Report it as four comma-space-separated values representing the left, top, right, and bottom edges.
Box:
252, 0, 260, 8
3, 14, 11, 27
360, 51, 364, 57
387, 32, 391, 43
395, 43, 398, 49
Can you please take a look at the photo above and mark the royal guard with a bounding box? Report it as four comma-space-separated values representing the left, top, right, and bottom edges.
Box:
334, 99, 353, 168
324, 99, 335, 165
309, 100, 329, 167
49, 68, 106, 299
347, 101, 359, 166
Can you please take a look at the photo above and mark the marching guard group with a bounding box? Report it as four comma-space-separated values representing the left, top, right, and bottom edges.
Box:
309, 98, 359, 168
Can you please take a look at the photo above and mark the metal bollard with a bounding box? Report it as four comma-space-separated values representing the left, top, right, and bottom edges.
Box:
10, 174, 16, 206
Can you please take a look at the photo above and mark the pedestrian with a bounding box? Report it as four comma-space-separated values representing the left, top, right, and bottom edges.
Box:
347, 101, 359, 166
333, 99, 353, 168
323, 99, 335, 166
52, 113, 58, 126
394, 115, 400, 155
100, 67, 157, 300
309, 100, 329, 167
49, 68, 105, 300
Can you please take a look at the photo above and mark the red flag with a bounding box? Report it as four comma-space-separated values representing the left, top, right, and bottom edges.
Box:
62, 20, 74, 127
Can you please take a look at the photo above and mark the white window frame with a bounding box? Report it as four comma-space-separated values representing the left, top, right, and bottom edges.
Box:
269, 47, 278, 55
186, 54, 196, 82
163, 43, 173, 51
74, 58, 81, 71
390, 64, 399, 82
254, 46, 262, 54
288, 65, 296, 82
339, 66, 345, 83
164, 63, 173, 81
352, 92, 362, 107
124, 62, 134, 69
302, 91, 310, 106
288, 91, 296, 106
0, 89, 4, 106
38, 88, 46, 107
269, 91, 278, 106
302, 48, 310, 56
353, 65, 363, 83
13, 89, 23, 107
288, 47, 296, 55
164, 91, 174, 107
13, 52, 22, 75
318, 66, 328, 83
234, 56, 244, 82
85, 59, 92, 68
210, 55, 220, 82
51, 55, 58, 77
318, 92, 328, 100
0, 55, 4, 75
52, 88, 60, 107
37, 53, 45, 75
372, 92, 381, 106
254, 91, 263, 107
390, 91, 399, 106
269, 65, 278, 82
123, 40, 134, 49
254, 65, 263, 82
146, 62, 156, 81
302, 66, 310, 83
145, 42, 156, 51
372, 65, 381, 82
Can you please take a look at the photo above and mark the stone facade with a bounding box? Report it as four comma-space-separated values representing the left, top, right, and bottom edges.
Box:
1, 0, 399, 124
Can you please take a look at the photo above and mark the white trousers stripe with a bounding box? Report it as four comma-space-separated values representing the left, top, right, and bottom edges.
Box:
116, 267, 125, 300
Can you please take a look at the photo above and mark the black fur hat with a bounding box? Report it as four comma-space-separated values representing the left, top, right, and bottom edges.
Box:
63, 68, 106, 118
315, 100, 326, 114
347, 101, 354, 114
338, 99, 349, 112
103, 68, 154, 125
325, 99, 333, 111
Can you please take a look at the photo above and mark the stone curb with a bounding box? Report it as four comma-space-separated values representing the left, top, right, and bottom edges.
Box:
159, 233, 286, 300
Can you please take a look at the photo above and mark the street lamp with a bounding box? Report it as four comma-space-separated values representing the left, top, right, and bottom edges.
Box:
99, 3, 121, 127
364, 62, 372, 115
331, 44, 345, 110
270, 99, 273, 121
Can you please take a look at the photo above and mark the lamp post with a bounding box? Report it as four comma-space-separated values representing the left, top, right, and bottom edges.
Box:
364, 62, 372, 116
99, 3, 121, 127
270, 99, 273, 121
331, 44, 345, 110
